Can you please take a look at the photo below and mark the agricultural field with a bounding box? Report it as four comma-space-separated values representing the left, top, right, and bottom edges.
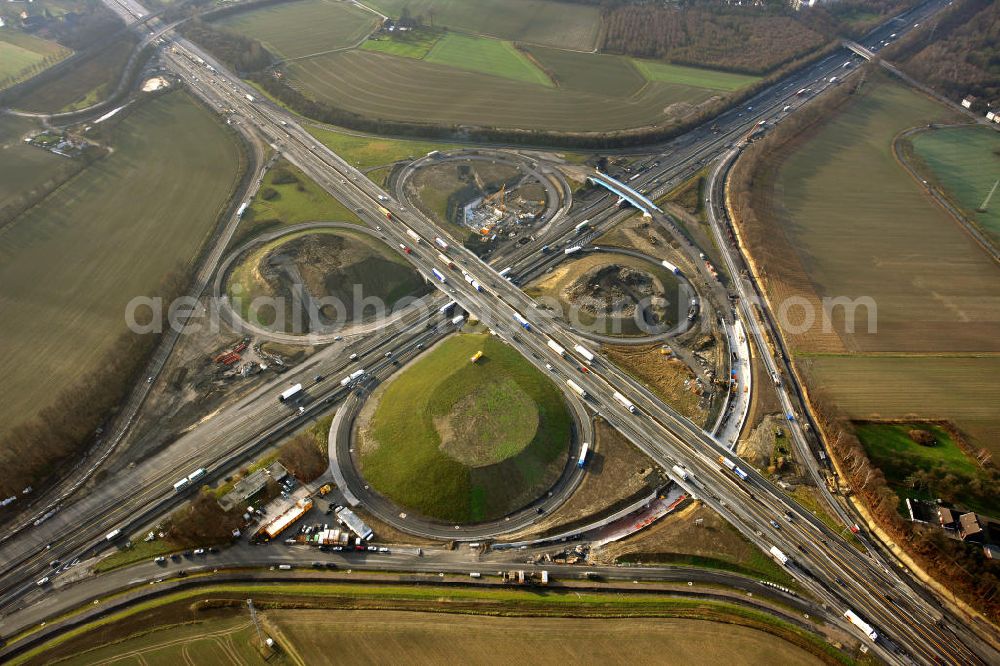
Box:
272, 609, 821, 665
359, 333, 571, 523
283, 47, 731, 133
307, 125, 461, 170
749, 79, 999, 354
230, 160, 362, 247
226, 229, 426, 333
362, 26, 441, 59
632, 59, 760, 92
215, 0, 377, 60
40, 615, 270, 666
424, 33, 551, 86
24, 584, 834, 665
366, 0, 602, 51
524, 46, 646, 97
0, 92, 242, 435
0, 31, 71, 89
13, 36, 136, 112
854, 421, 999, 516
799, 354, 1000, 457
0, 115, 68, 213
910, 125, 1000, 245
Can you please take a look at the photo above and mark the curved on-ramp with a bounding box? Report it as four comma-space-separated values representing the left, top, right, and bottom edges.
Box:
213, 221, 438, 345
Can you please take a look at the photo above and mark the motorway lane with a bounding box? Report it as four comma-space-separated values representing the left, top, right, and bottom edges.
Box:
0, 304, 443, 608
211, 220, 443, 344
168, 19, 996, 661
166, 39, 981, 662
8, 0, 987, 661
1, 544, 826, 655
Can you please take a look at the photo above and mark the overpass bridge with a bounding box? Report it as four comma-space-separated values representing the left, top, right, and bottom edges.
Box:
588, 171, 662, 217
843, 40, 876, 60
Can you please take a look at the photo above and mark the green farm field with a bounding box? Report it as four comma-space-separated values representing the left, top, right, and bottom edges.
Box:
366, 0, 602, 51
425, 32, 551, 86
307, 124, 461, 169
910, 126, 1000, 245
362, 26, 440, 59
285, 48, 724, 132
633, 59, 760, 92
0, 32, 70, 88
0, 92, 243, 434
524, 45, 646, 97
751, 78, 999, 354
216, 0, 377, 60
799, 354, 1000, 456
854, 421, 999, 515
361, 333, 571, 522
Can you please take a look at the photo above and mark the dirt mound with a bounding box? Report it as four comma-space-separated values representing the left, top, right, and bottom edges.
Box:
565, 264, 669, 324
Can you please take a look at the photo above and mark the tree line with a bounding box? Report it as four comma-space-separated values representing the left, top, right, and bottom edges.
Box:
890, 0, 1000, 103
600, 4, 828, 75
727, 74, 1000, 622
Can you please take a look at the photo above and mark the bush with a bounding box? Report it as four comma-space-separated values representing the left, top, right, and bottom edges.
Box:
270, 168, 299, 185
260, 186, 279, 201
908, 429, 937, 447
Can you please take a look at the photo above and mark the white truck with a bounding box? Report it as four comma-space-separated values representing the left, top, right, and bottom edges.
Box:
434, 237, 449, 250
612, 391, 636, 413
573, 344, 595, 364
566, 379, 587, 398
671, 465, 689, 481
406, 229, 421, 244
660, 260, 681, 275
844, 609, 878, 641
564, 246, 582, 255
279, 384, 303, 403
340, 369, 365, 386
769, 545, 789, 566
547, 339, 566, 357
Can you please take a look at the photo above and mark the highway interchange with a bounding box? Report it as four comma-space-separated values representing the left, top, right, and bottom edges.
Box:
1, 0, 997, 663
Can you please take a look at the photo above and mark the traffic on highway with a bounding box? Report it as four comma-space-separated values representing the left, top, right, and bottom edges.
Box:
0, 0, 994, 663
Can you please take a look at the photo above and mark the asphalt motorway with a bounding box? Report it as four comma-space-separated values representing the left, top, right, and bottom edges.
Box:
154, 23, 990, 664
4, 0, 993, 662
1, 543, 825, 659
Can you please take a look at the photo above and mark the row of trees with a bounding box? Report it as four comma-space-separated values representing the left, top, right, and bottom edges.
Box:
891, 0, 1000, 103
600, 5, 827, 75
727, 76, 1000, 622
179, 20, 274, 73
